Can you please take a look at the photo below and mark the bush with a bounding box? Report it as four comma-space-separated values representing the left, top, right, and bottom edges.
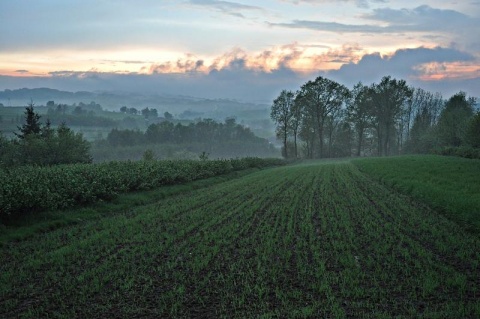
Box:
0, 158, 286, 221
433, 146, 480, 160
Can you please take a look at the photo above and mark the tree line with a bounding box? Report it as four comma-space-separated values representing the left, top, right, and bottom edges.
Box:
271, 75, 479, 158
105, 117, 269, 147
1, 103, 278, 166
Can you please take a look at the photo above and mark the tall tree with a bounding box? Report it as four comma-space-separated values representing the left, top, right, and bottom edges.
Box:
325, 108, 344, 157
405, 90, 443, 153
271, 90, 294, 158
291, 93, 304, 158
369, 76, 413, 156
436, 92, 475, 147
55, 123, 92, 164
16, 101, 41, 139
465, 112, 480, 148
298, 76, 349, 158
347, 82, 372, 156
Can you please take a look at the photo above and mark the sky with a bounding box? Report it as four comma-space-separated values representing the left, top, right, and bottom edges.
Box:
1, 0, 480, 103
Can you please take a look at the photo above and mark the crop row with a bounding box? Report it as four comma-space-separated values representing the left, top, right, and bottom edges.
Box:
1, 161, 479, 318
0, 157, 285, 219
353, 155, 480, 233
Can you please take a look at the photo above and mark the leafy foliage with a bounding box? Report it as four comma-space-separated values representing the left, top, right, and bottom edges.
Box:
465, 112, 480, 148
270, 90, 294, 158
0, 157, 285, 219
297, 76, 350, 158
272, 74, 478, 159
1, 105, 92, 167
436, 92, 474, 147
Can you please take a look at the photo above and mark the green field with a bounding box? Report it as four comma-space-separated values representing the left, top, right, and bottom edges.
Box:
354, 155, 480, 233
1, 156, 480, 318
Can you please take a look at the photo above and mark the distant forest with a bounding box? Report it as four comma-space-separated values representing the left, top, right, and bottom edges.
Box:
271, 75, 479, 159
2, 75, 479, 166
0, 101, 278, 166
92, 117, 278, 161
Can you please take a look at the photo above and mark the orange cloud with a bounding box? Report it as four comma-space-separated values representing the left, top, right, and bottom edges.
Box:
414, 61, 480, 81
141, 43, 365, 76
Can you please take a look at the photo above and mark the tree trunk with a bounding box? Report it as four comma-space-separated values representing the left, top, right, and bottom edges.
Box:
293, 130, 298, 158
356, 127, 364, 157
384, 123, 390, 156
376, 126, 383, 156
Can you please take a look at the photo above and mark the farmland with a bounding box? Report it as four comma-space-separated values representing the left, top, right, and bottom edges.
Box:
1, 156, 480, 318
354, 155, 480, 233
0, 158, 285, 219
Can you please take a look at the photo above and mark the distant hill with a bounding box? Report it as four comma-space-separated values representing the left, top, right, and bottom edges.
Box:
0, 87, 276, 141
0, 88, 269, 118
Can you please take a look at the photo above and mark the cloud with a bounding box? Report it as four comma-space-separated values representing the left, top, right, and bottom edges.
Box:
188, 0, 264, 18
15, 70, 29, 74
270, 20, 386, 33
281, 0, 387, 9
1, 46, 479, 103
326, 46, 477, 87
147, 57, 206, 74
271, 5, 479, 35
138, 43, 364, 75
363, 5, 472, 31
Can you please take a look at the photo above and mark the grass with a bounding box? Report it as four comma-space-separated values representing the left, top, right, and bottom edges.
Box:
353, 155, 480, 233
1, 157, 479, 318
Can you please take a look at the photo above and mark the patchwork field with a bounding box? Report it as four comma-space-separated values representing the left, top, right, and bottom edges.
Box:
1, 158, 479, 318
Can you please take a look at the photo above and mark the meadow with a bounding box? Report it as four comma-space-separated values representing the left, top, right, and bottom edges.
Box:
1, 155, 479, 318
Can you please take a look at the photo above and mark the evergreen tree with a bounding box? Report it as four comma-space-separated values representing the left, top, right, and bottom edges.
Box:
16, 102, 41, 139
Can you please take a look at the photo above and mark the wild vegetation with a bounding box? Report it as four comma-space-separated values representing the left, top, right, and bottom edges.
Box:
93, 117, 277, 160
1, 158, 479, 318
271, 75, 479, 159
0, 101, 278, 163
0, 103, 92, 167
0, 157, 285, 221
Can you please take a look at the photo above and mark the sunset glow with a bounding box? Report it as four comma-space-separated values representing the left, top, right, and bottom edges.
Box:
1, 0, 479, 100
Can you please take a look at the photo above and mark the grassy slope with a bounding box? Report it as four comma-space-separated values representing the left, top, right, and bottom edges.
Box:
353, 155, 480, 233
1, 159, 479, 318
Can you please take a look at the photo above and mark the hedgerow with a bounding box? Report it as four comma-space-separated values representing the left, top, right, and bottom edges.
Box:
0, 157, 285, 219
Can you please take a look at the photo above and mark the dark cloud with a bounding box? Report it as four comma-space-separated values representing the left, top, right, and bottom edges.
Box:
327, 46, 476, 87
281, 0, 387, 9
271, 5, 478, 35
0, 59, 304, 103
363, 5, 470, 30
188, 0, 264, 18
270, 20, 384, 33
15, 70, 29, 74
147, 59, 205, 74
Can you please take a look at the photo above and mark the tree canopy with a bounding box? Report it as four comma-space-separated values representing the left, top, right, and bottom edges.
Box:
271, 75, 477, 159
